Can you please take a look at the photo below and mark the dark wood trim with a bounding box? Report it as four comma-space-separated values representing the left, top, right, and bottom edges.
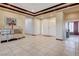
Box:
42, 34, 53, 37
35, 3, 79, 16
70, 32, 79, 35
35, 3, 66, 13
2, 3, 35, 14
1, 36, 25, 43
56, 38, 63, 41
0, 5, 34, 16
0, 3, 79, 16
25, 33, 37, 36
2, 3, 65, 14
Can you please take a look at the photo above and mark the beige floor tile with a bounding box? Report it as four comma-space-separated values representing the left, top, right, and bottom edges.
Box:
0, 35, 79, 56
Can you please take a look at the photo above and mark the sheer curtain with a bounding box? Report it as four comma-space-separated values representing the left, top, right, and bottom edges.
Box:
41, 19, 49, 35
41, 17, 56, 36
49, 17, 56, 36
25, 17, 33, 34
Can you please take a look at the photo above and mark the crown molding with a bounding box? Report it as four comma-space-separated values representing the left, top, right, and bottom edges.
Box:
0, 3, 79, 16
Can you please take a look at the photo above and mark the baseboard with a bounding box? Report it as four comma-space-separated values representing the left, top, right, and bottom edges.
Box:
42, 34, 54, 37
25, 33, 55, 37
43, 35, 52, 37
56, 38, 63, 41
25, 33, 41, 36
1, 36, 25, 43
1, 40, 8, 43
25, 33, 37, 36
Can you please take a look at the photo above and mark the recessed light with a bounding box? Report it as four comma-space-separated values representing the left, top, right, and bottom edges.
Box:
31, 10, 35, 12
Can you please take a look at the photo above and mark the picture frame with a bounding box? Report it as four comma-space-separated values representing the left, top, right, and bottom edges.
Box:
6, 17, 16, 25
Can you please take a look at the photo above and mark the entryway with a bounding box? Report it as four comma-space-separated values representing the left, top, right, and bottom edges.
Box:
65, 21, 79, 38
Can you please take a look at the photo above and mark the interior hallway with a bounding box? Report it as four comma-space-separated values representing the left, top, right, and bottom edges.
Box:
0, 35, 79, 56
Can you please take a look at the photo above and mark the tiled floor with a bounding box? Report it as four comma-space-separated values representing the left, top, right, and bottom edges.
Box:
0, 35, 79, 56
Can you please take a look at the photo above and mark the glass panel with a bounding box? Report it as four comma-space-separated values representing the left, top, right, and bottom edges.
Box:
69, 22, 74, 32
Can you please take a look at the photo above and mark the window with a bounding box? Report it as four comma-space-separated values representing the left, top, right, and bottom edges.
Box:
69, 22, 74, 32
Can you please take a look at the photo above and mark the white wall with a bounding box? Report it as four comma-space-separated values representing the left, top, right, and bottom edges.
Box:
0, 9, 26, 34
56, 12, 64, 40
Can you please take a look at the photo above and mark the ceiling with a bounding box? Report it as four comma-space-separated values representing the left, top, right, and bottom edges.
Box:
10, 3, 59, 12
